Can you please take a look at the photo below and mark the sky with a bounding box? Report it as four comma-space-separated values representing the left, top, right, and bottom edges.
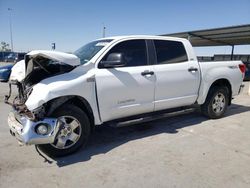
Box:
0, 0, 250, 55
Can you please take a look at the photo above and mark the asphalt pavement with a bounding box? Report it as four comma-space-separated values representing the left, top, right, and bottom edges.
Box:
0, 72, 250, 188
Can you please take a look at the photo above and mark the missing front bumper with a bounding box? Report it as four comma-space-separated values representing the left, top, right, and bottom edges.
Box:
8, 111, 59, 145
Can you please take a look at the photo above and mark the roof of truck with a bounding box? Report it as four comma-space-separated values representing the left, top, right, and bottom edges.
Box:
97, 35, 188, 42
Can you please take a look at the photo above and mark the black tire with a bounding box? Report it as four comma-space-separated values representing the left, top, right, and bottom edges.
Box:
201, 86, 229, 119
38, 104, 91, 157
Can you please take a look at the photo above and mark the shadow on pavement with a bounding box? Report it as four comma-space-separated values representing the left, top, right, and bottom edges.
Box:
52, 103, 250, 167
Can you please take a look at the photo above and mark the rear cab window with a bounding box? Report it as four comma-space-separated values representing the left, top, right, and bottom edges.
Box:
153, 40, 188, 64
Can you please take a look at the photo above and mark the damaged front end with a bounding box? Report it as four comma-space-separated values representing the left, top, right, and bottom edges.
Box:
5, 81, 60, 145
5, 51, 80, 145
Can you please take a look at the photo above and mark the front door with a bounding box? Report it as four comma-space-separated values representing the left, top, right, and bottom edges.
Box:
95, 39, 155, 122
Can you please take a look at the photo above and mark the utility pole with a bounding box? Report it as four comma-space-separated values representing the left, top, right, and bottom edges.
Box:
8, 8, 14, 52
102, 24, 106, 38
51, 43, 56, 50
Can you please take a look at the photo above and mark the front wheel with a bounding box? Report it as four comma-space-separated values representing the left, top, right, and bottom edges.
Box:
201, 86, 229, 119
38, 104, 91, 157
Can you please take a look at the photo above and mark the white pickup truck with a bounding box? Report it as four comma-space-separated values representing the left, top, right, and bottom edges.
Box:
6, 35, 245, 157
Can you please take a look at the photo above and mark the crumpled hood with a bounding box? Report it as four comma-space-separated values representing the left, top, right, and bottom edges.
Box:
9, 60, 25, 82
27, 50, 80, 66
9, 50, 80, 82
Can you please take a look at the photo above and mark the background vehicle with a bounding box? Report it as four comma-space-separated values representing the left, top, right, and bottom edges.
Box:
0, 64, 13, 82
6, 36, 245, 157
4, 53, 16, 62
4, 52, 26, 63
244, 62, 250, 81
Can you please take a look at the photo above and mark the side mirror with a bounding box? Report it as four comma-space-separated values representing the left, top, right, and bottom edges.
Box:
99, 53, 126, 68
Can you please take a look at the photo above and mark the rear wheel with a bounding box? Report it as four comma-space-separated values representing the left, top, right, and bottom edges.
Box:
201, 86, 229, 119
38, 104, 91, 157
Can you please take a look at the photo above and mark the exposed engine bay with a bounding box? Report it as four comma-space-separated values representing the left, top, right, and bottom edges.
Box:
5, 54, 76, 121
24, 56, 74, 87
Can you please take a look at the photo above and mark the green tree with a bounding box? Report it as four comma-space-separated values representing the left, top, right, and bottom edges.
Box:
0, 41, 11, 52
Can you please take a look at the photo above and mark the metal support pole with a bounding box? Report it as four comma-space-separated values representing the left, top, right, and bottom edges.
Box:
230, 45, 234, 60
248, 82, 250, 96
8, 8, 14, 52
102, 26, 106, 38
187, 33, 191, 41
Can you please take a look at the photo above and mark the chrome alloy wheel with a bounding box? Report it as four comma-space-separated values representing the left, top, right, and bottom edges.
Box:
212, 92, 226, 114
51, 116, 82, 149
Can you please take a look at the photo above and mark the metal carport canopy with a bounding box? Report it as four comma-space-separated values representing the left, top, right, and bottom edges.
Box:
161, 24, 250, 47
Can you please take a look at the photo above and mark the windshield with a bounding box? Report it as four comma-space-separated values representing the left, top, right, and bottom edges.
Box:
74, 39, 113, 64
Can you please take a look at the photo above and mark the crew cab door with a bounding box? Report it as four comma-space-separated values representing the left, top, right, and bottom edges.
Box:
95, 39, 155, 122
152, 39, 200, 111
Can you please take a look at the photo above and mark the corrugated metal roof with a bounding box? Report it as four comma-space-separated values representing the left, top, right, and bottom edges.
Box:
161, 24, 250, 46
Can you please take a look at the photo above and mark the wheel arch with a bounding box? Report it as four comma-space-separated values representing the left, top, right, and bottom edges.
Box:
205, 78, 232, 105
45, 95, 95, 132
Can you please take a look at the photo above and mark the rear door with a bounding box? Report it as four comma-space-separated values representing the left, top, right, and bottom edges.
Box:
95, 39, 155, 122
152, 39, 200, 111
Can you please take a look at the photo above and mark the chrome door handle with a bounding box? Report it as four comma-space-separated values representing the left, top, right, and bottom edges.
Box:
188, 67, 198, 72
141, 70, 154, 76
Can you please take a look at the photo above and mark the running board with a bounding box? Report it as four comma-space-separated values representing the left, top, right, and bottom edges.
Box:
109, 108, 195, 128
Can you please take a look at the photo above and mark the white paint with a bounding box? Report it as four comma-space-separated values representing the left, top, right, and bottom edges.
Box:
9, 60, 25, 82
27, 50, 80, 66
21, 35, 244, 125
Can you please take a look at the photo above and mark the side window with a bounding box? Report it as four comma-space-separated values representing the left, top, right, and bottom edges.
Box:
101, 40, 148, 67
154, 40, 188, 64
